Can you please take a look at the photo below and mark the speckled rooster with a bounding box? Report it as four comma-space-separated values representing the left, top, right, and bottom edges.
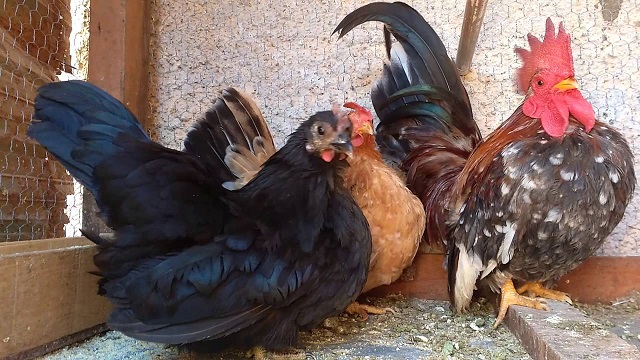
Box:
334, 2, 636, 327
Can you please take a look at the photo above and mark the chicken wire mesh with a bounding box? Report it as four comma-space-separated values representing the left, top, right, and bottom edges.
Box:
0, 0, 87, 241
147, 0, 640, 256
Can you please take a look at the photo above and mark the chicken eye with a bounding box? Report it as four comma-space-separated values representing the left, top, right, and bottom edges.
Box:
537, 80, 544, 87
317, 125, 325, 135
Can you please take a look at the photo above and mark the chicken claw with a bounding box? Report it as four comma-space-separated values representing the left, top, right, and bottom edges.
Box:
345, 301, 396, 321
494, 279, 548, 329
516, 281, 573, 304
245, 346, 307, 360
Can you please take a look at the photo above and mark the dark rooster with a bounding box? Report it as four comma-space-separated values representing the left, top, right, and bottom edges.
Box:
28, 80, 372, 353
334, 2, 635, 327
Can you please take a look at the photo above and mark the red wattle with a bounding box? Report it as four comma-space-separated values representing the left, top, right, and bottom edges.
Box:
321, 149, 335, 162
352, 134, 365, 147
565, 91, 596, 132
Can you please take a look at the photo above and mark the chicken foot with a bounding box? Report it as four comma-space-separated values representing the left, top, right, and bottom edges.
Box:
516, 281, 572, 304
245, 346, 306, 360
494, 278, 548, 328
345, 301, 396, 321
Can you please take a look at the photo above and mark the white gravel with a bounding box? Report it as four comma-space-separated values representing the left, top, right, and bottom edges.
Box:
41, 296, 530, 360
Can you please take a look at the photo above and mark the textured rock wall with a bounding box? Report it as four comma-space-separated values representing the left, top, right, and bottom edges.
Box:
147, 0, 640, 256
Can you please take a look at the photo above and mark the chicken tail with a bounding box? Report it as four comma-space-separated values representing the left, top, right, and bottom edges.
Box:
333, 1, 481, 166
335, 2, 483, 246
183, 88, 276, 189
28, 80, 150, 208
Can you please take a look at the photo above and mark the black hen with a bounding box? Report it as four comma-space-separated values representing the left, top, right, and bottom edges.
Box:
28, 80, 371, 349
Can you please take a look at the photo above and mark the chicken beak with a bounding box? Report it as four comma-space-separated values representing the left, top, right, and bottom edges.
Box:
553, 78, 579, 92
331, 132, 354, 157
357, 122, 374, 135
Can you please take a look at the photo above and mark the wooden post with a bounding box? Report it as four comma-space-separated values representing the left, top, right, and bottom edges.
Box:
0, 238, 112, 358
84, 0, 151, 234
455, 0, 489, 75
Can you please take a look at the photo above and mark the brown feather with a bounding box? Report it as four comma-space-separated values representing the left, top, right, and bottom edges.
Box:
344, 134, 426, 293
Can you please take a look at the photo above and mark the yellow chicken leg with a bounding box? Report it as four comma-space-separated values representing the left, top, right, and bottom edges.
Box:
494, 279, 548, 328
517, 281, 572, 304
345, 301, 396, 321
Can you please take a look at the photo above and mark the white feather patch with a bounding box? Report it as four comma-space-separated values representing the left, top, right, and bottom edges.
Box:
544, 208, 562, 223
454, 244, 482, 312
609, 170, 620, 184
496, 221, 516, 265
480, 259, 497, 279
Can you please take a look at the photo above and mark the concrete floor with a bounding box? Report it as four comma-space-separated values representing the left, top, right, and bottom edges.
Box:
146, 0, 640, 256
40, 296, 530, 360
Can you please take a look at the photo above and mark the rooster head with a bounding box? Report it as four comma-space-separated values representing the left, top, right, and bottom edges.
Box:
515, 18, 595, 138
343, 102, 374, 147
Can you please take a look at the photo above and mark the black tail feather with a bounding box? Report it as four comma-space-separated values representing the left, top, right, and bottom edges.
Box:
334, 2, 481, 164
29, 80, 149, 204
447, 243, 460, 310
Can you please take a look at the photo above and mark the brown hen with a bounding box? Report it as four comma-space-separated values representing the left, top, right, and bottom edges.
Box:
341, 103, 426, 319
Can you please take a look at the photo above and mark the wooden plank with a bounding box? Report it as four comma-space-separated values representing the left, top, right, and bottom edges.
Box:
4, 325, 108, 360
0, 255, 17, 348
506, 300, 640, 360
371, 253, 640, 305
554, 256, 640, 304
367, 253, 449, 301
0, 238, 111, 359
85, 0, 151, 234
0, 237, 91, 255
88, 0, 150, 125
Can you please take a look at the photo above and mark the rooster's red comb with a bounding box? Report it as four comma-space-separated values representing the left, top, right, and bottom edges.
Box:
343, 102, 373, 125
514, 18, 575, 94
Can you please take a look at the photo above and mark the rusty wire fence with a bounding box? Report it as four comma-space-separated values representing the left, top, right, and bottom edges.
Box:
147, 0, 639, 256
0, 0, 87, 241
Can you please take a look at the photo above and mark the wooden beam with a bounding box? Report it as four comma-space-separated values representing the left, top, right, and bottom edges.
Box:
85, 0, 151, 234
367, 253, 449, 301
455, 0, 489, 75
506, 300, 640, 359
370, 253, 640, 305
554, 256, 640, 304
88, 0, 150, 125
0, 238, 111, 359
4, 325, 108, 360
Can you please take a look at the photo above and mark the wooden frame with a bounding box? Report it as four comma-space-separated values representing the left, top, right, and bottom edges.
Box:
0, 1, 150, 358
1, 0, 639, 358
369, 253, 640, 304
0, 238, 111, 359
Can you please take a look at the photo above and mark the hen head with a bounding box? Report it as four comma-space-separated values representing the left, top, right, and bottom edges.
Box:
515, 18, 595, 137
304, 109, 354, 162
343, 102, 374, 147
